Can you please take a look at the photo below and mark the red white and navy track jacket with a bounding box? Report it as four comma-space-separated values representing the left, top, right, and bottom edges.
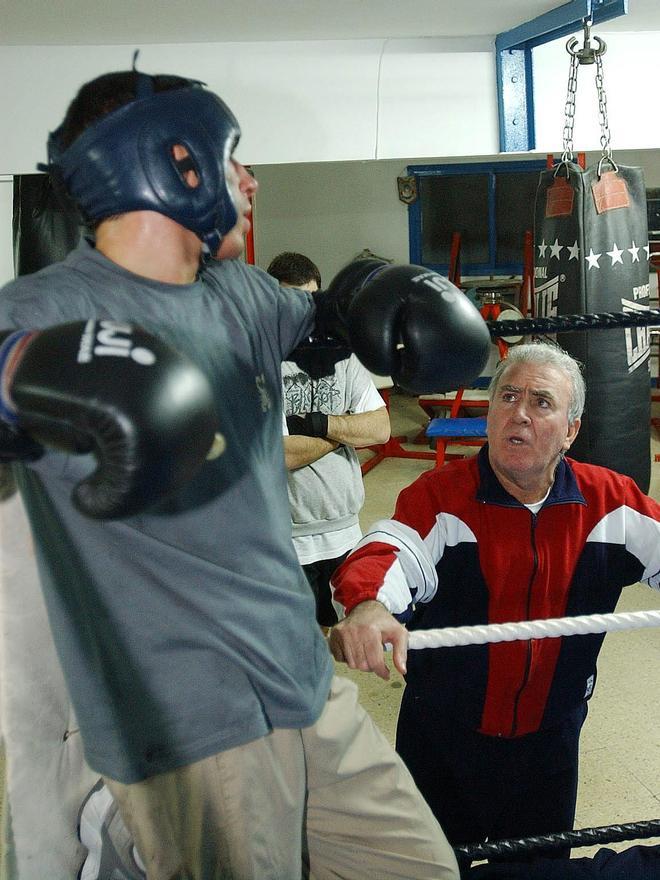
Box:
332, 447, 660, 738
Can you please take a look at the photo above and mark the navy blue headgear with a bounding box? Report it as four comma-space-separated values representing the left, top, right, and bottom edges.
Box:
43, 74, 241, 253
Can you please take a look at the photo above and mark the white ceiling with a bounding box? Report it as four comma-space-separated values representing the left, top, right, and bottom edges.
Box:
2, 0, 660, 47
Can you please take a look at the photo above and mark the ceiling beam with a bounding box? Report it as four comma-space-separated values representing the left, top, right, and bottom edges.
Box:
495, 0, 627, 152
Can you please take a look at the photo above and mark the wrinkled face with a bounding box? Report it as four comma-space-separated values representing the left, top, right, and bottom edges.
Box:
486, 361, 580, 497
214, 158, 258, 260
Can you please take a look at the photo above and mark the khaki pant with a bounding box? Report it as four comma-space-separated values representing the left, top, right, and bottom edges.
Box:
105, 676, 459, 880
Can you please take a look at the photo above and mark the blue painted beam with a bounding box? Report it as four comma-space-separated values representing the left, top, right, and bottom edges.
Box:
496, 45, 535, 153
496, 0, 627, 152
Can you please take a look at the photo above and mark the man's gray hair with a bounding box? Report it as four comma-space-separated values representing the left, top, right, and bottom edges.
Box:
488, 341, 586, 424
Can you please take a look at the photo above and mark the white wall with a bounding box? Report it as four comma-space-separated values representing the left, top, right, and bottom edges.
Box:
2, 31, 655, 171
376, 37, 498, 159
1, 31, 659, 287
0, 38, 499, 175
252, 149, 660, 283
533, 32, 660, 154
251, 159, 411, 283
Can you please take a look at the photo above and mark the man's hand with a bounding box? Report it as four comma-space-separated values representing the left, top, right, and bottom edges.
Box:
329, 599, 408, 681
286, 412, 328, 438
283, 407, 388, 470
286, 407, 389, 447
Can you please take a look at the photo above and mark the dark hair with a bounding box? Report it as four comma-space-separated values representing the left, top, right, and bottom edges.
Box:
267, 252, 322, 289
58, 71, 194, 149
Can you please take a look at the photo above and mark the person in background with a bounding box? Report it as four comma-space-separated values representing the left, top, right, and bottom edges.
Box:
330, 341, 660, 867
268, 251, 390, 633
267, 250, 322, 293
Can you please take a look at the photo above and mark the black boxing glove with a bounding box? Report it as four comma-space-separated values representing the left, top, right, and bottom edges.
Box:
314, 258, 385, 346
0, 320, 220, 519
315, 259, 491, 394
286, 412, 329, 438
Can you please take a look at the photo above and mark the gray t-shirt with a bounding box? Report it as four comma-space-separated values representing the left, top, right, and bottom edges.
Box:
282, 354, 383, 542
0, 240, 334, 783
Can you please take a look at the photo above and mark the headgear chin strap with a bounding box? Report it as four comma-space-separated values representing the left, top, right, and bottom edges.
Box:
42, 76, 241, 253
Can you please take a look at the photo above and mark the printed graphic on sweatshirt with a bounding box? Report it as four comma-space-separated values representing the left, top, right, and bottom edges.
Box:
283, 370, 342, 417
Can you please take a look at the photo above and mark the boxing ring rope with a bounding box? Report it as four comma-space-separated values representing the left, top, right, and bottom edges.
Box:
402, 608, 660, 858
407, 608, 660, 651
486, 309, 660, 338
456, 818, 660, 860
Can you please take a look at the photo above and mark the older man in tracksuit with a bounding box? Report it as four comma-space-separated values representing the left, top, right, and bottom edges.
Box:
330, 341, 660, 862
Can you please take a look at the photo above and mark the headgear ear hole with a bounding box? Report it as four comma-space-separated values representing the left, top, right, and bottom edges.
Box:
171, 144, 200, 189
48, 86, 240, 247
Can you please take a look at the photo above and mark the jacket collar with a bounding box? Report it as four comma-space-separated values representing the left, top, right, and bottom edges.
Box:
476, 445, 586, 508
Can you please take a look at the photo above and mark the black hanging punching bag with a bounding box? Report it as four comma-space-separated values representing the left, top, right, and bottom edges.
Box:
13, 173, 84, 276
534, 160, 651, 492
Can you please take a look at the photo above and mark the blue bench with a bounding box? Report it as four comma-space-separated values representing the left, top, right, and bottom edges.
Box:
426, 416, 487, 467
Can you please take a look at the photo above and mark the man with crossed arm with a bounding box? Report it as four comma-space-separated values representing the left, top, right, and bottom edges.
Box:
269, 251, 390, 632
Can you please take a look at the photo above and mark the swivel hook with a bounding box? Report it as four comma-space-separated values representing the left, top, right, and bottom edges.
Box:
566, 18, 607, 65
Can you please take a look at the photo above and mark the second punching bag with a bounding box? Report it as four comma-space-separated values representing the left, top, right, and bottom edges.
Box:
534, 159, 651, 492
13, 173, 84, 276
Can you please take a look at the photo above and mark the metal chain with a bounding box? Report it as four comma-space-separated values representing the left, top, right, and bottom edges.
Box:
561, 50, 579, 163
562, 18, 613, 172
595, 51, 612, 162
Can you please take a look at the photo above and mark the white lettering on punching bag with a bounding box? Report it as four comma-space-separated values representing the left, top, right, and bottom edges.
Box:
534, 274, 560, 342
534, 275, 560, 320
621, 297, 651, 374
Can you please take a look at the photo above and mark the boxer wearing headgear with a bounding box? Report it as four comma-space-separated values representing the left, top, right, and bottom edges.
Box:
0, 65, 461, 879
41, 70, 240, 254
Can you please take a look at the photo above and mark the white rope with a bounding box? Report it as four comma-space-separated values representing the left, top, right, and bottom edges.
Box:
407, 609, 660, 651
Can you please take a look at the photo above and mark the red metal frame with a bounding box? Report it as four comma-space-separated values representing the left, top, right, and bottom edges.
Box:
520, 229, 534, 317
244, 169, 255, 265
244, 223, 255, 265
448, 231, 462, 287
424, 388, 488, 468
360, 220, 539, 473
360, 389, 436, 476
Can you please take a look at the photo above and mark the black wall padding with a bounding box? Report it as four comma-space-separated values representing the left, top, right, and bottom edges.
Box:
534, 161, 651, 492
13, 173, 84, 277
